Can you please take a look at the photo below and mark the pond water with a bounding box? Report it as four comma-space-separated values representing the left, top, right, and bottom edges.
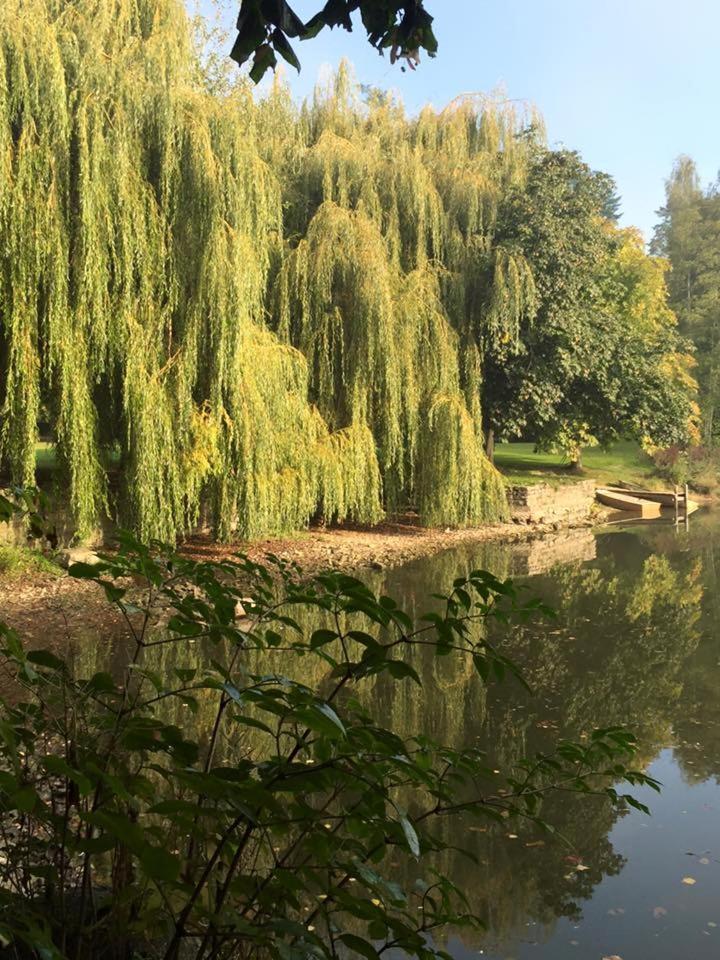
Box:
372, 513, 720, 960
64, 512, 720, 958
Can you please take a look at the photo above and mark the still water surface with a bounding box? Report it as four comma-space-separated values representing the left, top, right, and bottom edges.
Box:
78, 513, 720, 959
370, 514, 720, 959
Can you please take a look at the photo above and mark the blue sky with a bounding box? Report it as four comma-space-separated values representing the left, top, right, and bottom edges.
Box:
202, 0, 720, 240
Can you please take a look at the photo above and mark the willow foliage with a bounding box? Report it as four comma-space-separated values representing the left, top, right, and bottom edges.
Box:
0, 0, 383, 542
275, 72, 541, 524
1, 3, 543, 541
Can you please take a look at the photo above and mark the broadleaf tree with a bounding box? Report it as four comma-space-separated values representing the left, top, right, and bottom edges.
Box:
480, 150, 697, 466
0, 0, 699, 544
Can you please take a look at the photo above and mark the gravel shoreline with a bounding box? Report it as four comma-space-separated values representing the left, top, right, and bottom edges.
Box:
0, 512, 604, 649
184, 513, 601, 576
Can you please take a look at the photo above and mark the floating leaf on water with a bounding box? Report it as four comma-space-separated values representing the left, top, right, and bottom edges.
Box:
575, 864, 590, 871
653, 907, 667, 918
699, 857, 710, 865
682, 877, 697, 885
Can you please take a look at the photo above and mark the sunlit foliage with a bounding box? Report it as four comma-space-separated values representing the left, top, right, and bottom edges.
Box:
273, 74, 544, 523
0, 7, 529, 540
653, 156, 720, 442
0, 0, 386, 541
1, 0, 695, 543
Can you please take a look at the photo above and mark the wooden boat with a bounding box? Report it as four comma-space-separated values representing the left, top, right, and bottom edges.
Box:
595, 488, 662, 518
606, 485, 701, 515
604, 485, 679, 507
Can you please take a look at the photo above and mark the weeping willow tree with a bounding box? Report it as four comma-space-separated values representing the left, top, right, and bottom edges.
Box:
0, 0, 381, 541
273, 68, 541, 525
1, 3, 542, 541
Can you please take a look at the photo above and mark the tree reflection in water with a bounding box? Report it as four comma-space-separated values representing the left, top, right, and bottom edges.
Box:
368, 523, 710, 955
66, 518, 720, 957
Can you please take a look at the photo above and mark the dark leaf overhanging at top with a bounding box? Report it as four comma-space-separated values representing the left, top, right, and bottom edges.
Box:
231, 0, 438, 82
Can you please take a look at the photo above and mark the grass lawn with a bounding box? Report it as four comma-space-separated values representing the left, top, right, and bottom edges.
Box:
34, 443, 120, 474
495, 441, 661, 488
0, 544, 63, 578
36, 442, 57, 471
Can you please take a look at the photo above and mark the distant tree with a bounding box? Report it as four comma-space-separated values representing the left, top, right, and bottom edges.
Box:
597, 172, 622, 222
652, 157, 720, 441
231, 0, 437, 80
481, 151, 696, 466
480, 150, 616, 464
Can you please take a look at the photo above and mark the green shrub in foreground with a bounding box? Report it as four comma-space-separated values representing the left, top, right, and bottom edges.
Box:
0, 533, 659, 960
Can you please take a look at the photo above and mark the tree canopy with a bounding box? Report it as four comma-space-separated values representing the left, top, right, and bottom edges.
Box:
0, 0, 697, 545
482, 150, 697, 463
653, 156, 720, 442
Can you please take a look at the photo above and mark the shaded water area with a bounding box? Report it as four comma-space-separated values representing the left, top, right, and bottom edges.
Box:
64, 514, 720, 959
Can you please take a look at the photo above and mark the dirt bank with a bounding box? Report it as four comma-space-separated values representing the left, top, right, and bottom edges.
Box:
0, 573, 127, 655
184, 513, 600, 576
0, 514, 601, 646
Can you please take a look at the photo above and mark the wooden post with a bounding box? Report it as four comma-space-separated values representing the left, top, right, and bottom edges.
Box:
684, 482, 690, 528
674, 485, 679, 525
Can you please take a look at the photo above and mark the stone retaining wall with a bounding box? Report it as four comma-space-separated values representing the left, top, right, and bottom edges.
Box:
0, 488, 104, 550
0, 514, 30, 548
507, 480, 596, 524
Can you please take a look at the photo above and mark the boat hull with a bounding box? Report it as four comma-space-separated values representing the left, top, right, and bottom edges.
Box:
596, 488, 662, 518
604, 486, 678, 506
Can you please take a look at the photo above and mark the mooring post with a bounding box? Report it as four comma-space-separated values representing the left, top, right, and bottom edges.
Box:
684, 482, 690, 527
674, 485, 679, 525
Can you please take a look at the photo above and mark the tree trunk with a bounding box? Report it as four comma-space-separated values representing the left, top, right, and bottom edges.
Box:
484, 428, 495, 462
569, 450, 583, 473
